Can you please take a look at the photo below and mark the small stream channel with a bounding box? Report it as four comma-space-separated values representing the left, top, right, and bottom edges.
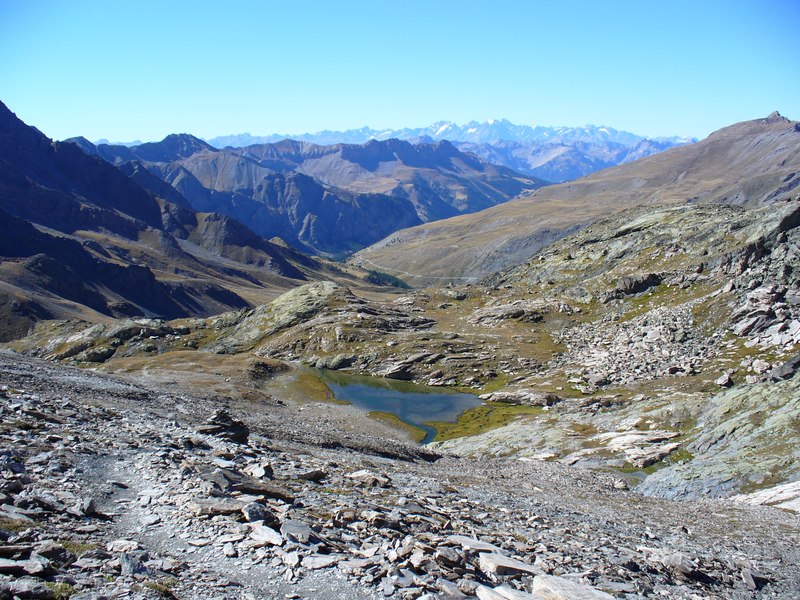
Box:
317, 370, 482, 444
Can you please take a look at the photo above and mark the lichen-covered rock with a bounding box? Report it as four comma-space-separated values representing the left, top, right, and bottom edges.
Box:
470, 303, 543, 325
637, 375, 800, 499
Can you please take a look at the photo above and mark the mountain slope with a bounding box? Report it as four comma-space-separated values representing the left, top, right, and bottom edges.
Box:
0, 101, 359, 340
85, 136, 544, 256
352, 112, 800, 285
236, 138, 544, 220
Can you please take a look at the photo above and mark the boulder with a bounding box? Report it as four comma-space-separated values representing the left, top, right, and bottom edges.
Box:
771, 353, 800, 381
470, 304, 543, 325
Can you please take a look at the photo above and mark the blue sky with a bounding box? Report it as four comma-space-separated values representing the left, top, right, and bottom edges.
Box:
1, 0, 798, 142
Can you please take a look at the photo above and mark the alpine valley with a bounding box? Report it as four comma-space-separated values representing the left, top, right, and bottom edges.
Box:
1, 100, 800, 600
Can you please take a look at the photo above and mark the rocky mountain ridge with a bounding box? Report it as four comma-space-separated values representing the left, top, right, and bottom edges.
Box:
75, 136, 544, 257
206, 119, 695, 183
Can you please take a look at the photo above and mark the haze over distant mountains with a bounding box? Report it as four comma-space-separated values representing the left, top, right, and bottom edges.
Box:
205, 119, 697, 183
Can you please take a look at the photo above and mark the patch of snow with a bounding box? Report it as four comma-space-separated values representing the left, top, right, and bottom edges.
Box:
435, 123, 453, 137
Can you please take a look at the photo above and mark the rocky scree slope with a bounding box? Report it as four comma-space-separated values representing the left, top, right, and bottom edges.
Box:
352, 112, 800, 284
434, 199, 800, 502
2, 352, 799, 599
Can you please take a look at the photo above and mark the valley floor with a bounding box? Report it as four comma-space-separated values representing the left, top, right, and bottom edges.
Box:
2, 352, 799, 599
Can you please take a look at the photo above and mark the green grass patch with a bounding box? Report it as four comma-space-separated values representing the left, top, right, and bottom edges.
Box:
364, 270, 411, 289
60, 540, 98, 556
281, 370, 346, 404
0, 517, 37, 532
46, 583, 76, 600
429, 402, 544, 442
569, 422, 598, 436
367, 411, 427, 443
469, 373, 511, 395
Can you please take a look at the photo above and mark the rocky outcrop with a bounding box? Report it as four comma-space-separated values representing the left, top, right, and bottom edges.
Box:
732, 481, 800, 513
206, 282, 349, 353
470, 303, 544, 325
479, 391, 561, 407
637, 375, 800, 500
196, 409, 250, 444
553, 303, 709, 388
601, 273, 663, 302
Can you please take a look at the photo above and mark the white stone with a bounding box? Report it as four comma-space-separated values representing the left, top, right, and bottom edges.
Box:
446, 535, 505, 554
476, 583, 535, 599
752, 359, 771, 374
531, 574, 615, 599
301, 554, 341, 570
732, 480, 800, 512
248, 524, 284, 546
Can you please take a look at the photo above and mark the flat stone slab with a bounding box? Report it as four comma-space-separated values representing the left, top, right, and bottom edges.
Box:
186, 499, 245, 517
531, 574, 615, 599
301, 554, 343, 570
732, 480, 800, 512
249, 524, 284, 546
447, 535, 505, 554
479, 552, 540, 577
476, 583, 535, 599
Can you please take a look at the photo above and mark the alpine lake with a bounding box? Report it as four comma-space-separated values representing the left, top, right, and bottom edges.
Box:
315, 369, 482, 444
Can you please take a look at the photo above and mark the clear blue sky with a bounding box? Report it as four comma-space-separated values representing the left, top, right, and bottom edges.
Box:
1, 0, 798, 142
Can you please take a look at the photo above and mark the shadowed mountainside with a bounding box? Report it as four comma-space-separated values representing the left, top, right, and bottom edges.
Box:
0, 101, 362, 341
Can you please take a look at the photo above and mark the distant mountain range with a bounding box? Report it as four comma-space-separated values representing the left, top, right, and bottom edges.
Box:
205, 119, 697, 183
353, 112, 800, 284
73, 136, 545, 256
